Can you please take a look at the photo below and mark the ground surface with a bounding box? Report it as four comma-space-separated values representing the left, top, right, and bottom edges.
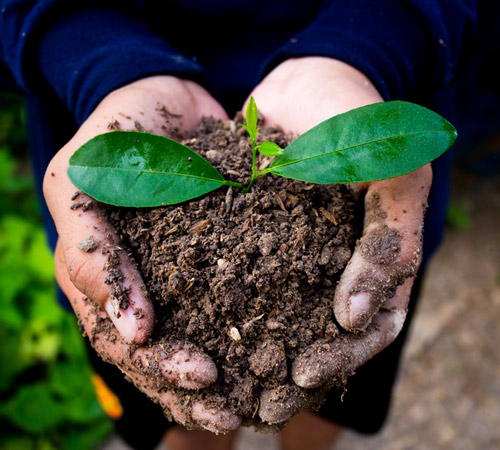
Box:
104, 167, 500, 450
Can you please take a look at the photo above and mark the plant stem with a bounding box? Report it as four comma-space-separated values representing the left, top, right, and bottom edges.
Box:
255, 167, 271, 177
223, 180, 245, 188
242, 175, 256, 193
243, 138, 258, 193
251, 139, 257, 181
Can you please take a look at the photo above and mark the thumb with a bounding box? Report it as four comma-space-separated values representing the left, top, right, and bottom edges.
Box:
334, 165, 432, 331
47, 144, 154, 344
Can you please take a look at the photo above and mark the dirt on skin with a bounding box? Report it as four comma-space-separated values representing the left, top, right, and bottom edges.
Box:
106, 115, 364, 428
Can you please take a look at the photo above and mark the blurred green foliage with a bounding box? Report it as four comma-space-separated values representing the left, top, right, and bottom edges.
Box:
0, 92, 112, 449
446, 201, 472, 230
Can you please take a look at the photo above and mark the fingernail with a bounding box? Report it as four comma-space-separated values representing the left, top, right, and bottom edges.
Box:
105, 299, 136, 342
349, 292, 372, 329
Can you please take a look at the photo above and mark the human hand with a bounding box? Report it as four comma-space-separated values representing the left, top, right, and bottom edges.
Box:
44, 76, 240, 432
248, 57, 431, 423
56, 258, 240, 432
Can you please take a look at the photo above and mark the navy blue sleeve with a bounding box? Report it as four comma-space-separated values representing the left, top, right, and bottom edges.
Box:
0, 1, 480, 119
264, 0, 478, 101
0, 1, 203, 124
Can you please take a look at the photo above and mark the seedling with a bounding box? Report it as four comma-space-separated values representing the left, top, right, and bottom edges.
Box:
239, 96, 284, 192
68, 99, 457, 207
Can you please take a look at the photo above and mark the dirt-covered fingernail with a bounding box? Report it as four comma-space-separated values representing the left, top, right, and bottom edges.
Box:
348, 292, 373, 330
104, 299, 136, 343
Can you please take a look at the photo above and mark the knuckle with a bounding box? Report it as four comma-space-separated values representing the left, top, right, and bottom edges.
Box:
64, 246, 106, 303
359, 225, 401, 266
66, 249, 91, 286
161, 394, 188, 425
358, 224, 421, 280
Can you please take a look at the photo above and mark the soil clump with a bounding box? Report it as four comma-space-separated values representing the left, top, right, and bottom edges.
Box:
107, 115, 362, 427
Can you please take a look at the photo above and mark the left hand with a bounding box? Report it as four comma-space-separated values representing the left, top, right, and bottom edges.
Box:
47, 76, 240, 433
57, 264, 240, 433
248, 57, 432, 424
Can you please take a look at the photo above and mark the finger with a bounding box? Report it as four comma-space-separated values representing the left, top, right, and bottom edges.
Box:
130, 343, 217, 390
191, 401, 241, 434
293, 277, 414, 389
334, 165, 432, 332
125, 372, 240, 434
48, 179, 154, 344
247, 58, 384, 134
96, 76, 229, 137
123, 372, 191, 426
56, 252, 217, 389
258, 384, 325, 425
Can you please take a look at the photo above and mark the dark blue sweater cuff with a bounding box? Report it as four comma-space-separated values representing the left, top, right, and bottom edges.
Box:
36, 7, 202, 124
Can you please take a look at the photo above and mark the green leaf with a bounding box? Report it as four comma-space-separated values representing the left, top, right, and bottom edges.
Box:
58, 314, 89, 362
0, 383, 66, 433
0, 436, 36, 450
68, 131, 227, 207
447, 201, 472, 230
59, 420, 113, 450
245, 96, 258, 137
257, 141, 284, 157
49, 360, 106, 424
238, 123, 256, 142
0, 329, 31, 392
49, 360, 93, 400
267, 101, 457, 184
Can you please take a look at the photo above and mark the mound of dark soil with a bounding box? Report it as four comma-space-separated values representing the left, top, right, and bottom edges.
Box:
107, 115, 362, 428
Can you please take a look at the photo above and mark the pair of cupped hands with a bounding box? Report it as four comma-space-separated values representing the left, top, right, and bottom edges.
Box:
44, 57, 431, 433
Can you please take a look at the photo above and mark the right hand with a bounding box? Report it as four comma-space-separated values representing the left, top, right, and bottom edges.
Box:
247, 57, 429, 424
44, 76, 240, 433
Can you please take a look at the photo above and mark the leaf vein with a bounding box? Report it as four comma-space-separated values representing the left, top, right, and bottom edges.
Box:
71, 165, 224, 183
270, 129, 451, 171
